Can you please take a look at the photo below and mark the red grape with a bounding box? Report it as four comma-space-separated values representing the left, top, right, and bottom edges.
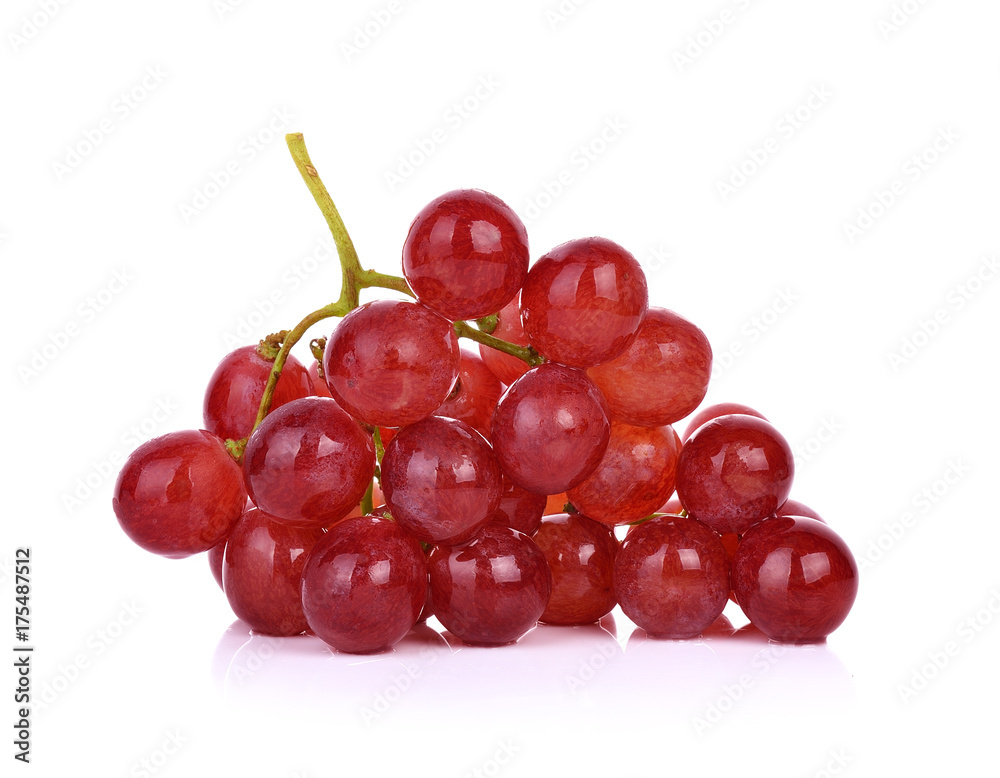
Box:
533, 513, 618, 626
614, 515, 730, 639
113, 430, 246, 558
222, 508, 324, 636
203, 345, 313, 442
566, 422, 680, 526
402, 189, 529, 321
776, 498, 826, 523
587, 307, 712, 426
657, 496, 683, 515
381, 416, 503, 545
732, 516, 858, 642
491, 363, 611, 495
490, 474, 547, 536
478, 293, 531, 386
323, 299, 461, 428
308, 360, 333, 398
208, 540, 226, 591
301, 515, 428, 654
675, 414, 794, 535
243, 397, 376, 528
520, 237, 648, 368
433, 348, 503, 439
428, 523, 551, 646
682, 402, 766, 441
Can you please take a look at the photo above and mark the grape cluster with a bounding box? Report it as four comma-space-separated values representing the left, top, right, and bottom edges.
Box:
113, 152, 858, 654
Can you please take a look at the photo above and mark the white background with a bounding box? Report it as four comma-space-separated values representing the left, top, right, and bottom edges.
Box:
4, 0, 999, 776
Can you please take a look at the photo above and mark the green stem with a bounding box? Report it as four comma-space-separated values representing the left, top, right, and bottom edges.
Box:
359, 481, 374, 517
229, 301, 349, 461
251, 303, 347, 429
360, 427, 385, 517
358, 269, 414, 299
227, 133, 539, 463
453, 320, 544, 366
286, 133, 364, 307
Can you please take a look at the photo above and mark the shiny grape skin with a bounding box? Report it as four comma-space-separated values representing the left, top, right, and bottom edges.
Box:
732, 517, 858, 643
301, 515, 428, 654
478, 293, 531, 386
681, 402, 766, 441
566, 422, 681, 526
402, 189, 529, 321
243, 397, 376, 528
490, 475, 547, 536
381, 416, 503, 545
657, 496, 683, 514
613, 515, 730, 639
533, 513, 618, 626
308, 361, 333, 398
433, 348, 504, 439
203, 345, 314, 442
491, 363, 611, 495
323, 299, 461, 428
208, 540, 226, 591
428, 524, 552, 647
776, 498, 826, 523
587, 307, 712, 426
113, 429, 247, 558
222, 508, 324, 636
675, 414, 794, 535
520, 236, 648, 368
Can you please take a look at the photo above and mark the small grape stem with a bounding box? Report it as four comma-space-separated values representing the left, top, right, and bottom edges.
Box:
359, 482, 374, 517
251, 302, 346, 427
452, 320, 544, 366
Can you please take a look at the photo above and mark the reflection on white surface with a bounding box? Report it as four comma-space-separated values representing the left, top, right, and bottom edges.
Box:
211, 604, 854, 737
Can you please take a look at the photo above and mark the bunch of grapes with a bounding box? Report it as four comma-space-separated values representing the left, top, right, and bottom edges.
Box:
112, 135, 858, 654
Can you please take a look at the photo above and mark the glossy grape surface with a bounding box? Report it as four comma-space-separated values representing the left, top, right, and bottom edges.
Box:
243, 397, 376, 527
490, 475, 547, 536
381, 416, 502, 545
491, 363, 611, 495
203, 345, 313, 442
433, 348, 503, 439
301, 515, 427, 654
428, 524, 551, 646
566, 422, 680, 526
308, 361, 333, 398
208, 540, 226, 591
534, 513, 618, 626
732, 517, 858, 643
520, 237, 648, 368
402, 189, 529, 321
682, 402, 766, 441
323, 299, 461, 428
222, 508, 324, 636
614, 515, 730, 639
676, 414, 794, 535
776, 498, 826, 523
587, 307, 712, 426
113, 430, 247, 558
